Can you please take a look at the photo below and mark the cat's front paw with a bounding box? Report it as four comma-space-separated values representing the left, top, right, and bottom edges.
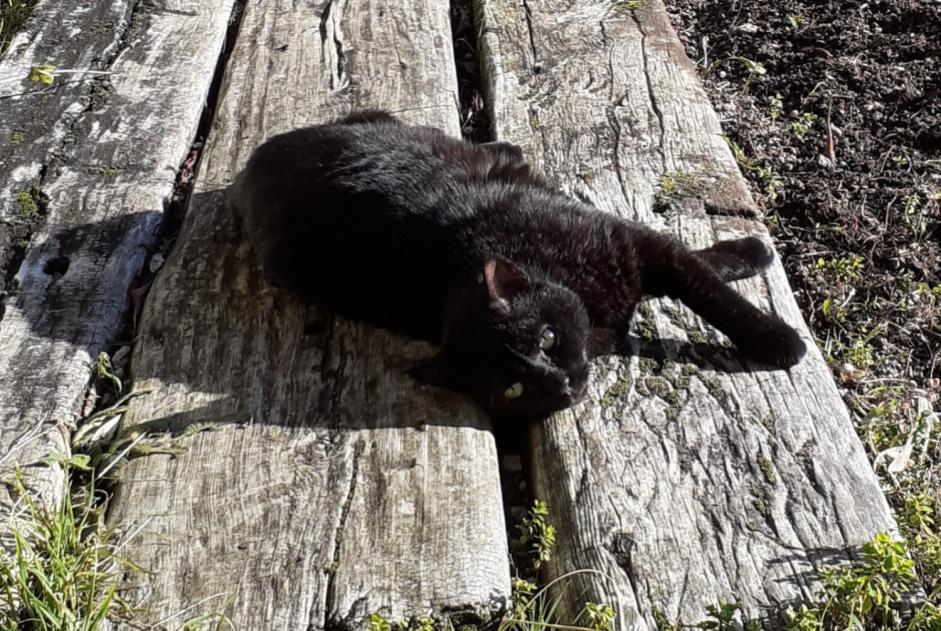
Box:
737, 318, 807, 368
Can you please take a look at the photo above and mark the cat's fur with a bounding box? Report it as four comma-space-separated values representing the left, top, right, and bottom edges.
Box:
227, 110, 806, 419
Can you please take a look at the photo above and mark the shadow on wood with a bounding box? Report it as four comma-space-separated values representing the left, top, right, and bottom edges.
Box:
28, 189, 495, 435
106, 190, 508, 627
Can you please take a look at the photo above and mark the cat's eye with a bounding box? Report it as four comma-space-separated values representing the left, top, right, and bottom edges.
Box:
539, 327, 557, 351
504, 382, 525, 399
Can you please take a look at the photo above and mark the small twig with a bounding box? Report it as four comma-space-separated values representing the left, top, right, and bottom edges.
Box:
794, 250, 836, 259
111, 515, 154, 556
43, 68, 114, 76
883, 194, 897, 232
97, 433, 146, 479
826, 96, 836, 162
0, 68, 115, 86
801, 80, 828, 107
148, 591, 233, 629
859, 377, 915, 387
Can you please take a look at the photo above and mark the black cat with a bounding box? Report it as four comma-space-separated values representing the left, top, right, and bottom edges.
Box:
227, 110, 806, 418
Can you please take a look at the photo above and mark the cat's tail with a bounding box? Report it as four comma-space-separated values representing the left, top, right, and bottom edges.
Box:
635, 229, 806, 368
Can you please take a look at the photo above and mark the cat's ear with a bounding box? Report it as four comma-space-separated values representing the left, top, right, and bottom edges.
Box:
408, 353, 463, 390
484, 257, 530, 314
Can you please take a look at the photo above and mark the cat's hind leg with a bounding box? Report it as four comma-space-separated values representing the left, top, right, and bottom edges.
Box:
635, 229, 806, 368
694, 236, 774, 282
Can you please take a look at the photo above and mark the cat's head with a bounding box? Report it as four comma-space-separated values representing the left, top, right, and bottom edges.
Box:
410, 257, 591, 418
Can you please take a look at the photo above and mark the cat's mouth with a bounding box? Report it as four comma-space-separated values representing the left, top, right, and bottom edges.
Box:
573, 380, 589, 402
550, 379, 589, 410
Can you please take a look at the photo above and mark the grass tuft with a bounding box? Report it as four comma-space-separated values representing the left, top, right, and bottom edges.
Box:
365, 501, 617, 631
0, 464, 142, 629
0, 0, 38, 59
501, 501, 615, 631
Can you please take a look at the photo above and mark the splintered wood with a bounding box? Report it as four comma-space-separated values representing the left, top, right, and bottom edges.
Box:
477, 0, 897, 628
0, 0, 234, 530
105, 0, 509, 628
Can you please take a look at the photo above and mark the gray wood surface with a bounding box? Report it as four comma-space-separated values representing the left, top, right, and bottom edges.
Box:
477, 0, 898, 627
0, 0, 235, 525
106, 0, 509, 628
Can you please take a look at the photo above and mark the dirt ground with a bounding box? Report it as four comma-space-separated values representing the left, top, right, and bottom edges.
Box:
665, 0, 940, 606
665, 0, 939, 385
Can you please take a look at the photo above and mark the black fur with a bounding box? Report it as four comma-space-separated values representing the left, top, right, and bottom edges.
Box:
227, 111, 806, 418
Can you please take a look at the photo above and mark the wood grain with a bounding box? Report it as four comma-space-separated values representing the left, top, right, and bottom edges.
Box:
476, 0, 897, 627
106, 0, 510, 628
0, 0, 235, 533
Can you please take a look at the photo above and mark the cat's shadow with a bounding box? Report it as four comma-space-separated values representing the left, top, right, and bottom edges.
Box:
5, 194, 494, 436
588, 327, 767, 374
7, 192, 760, 440
624, 334, 761, 374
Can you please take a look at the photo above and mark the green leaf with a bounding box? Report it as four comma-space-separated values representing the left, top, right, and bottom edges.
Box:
42, 452, 92, 470
28, 63, 56, 85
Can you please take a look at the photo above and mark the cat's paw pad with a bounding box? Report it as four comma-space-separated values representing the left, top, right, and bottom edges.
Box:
739, 319, 807, 368
699, 236, 776, 281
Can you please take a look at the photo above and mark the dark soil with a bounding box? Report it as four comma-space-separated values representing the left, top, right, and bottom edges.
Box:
665, 0, 941, 606
665, 0, 940, 400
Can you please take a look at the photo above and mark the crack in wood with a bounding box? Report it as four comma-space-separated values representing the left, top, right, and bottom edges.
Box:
108, 0, 144, 70
449, 0, 492, 141
149, 0, 247, 276
628, 9, 667, 176
318, 0, 346, 91
520, 0, 539, 70
608, 532, 642, 612
319, 316, 350, 426
324, 438, 364, 629
605, 99, 635, 215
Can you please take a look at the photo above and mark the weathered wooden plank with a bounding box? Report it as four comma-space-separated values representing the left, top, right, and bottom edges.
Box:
107, 0, 509, 628
478, 0, 756, 218
1, 0, 158, 278
0, 0, 235, 518
477, 0, 897, 627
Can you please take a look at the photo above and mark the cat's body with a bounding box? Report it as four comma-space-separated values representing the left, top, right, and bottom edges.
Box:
228, 110, 806, 418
